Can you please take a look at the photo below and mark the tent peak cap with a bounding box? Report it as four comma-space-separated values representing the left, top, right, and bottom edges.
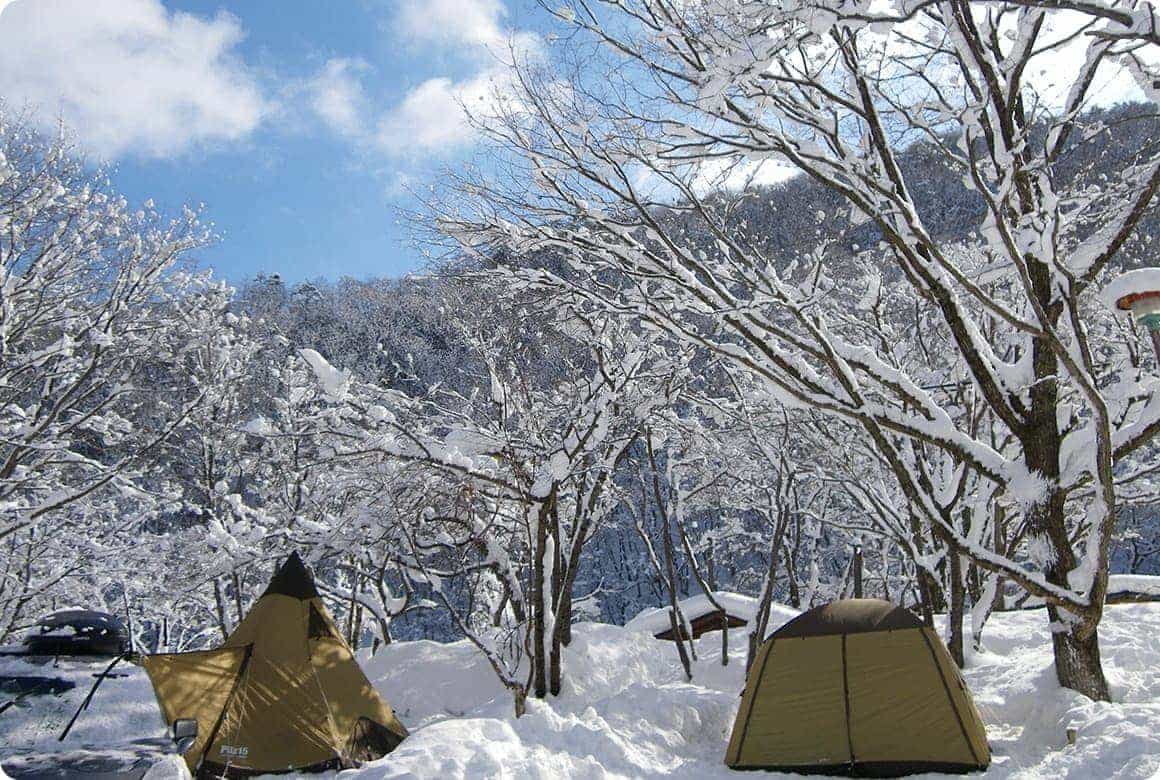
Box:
770, 598, 923, 639
262, 550, 321, 600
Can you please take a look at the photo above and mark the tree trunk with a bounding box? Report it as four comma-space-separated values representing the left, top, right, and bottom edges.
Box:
531, 507, 549, 699
661, 508, 696, 675
557, 587, 574, 647
1049, 606, 1110, 701
785, 545, 801, 609
231, 570, 244, 626
852, 545, 864, 598
1026, 305, 1111, 702
668, 608, 692, 681
748, 520, 789, 670
946, 547, 965, 668
915, 566, 937, 629
345, 566, 360, 646
512, 684, 528, 718
720, 612, 728, 667
212, 578, 230, 642
549, 581, 564, 697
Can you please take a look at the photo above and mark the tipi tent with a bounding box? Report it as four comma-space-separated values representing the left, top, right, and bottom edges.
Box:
139, 552, 408, 777
726, 598, 989, 776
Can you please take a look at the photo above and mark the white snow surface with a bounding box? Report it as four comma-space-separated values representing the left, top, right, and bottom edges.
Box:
4, 604, 1160, 778
299, 348, 350, 400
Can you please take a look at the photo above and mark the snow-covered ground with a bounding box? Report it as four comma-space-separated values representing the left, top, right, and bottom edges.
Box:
4, 604, 1160, 778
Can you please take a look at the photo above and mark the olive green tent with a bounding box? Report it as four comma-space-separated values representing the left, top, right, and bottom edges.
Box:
139, 552, 407, 778
726, 599, 990, 776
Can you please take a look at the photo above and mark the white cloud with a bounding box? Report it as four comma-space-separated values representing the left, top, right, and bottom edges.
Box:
376, 77, 476, 154
376, 0, 542, 160
0, 0, 267, 159
375, 68, 522, 156
692, 158, 797, 195
396, 0, 506, 49
304, 58, 369, 138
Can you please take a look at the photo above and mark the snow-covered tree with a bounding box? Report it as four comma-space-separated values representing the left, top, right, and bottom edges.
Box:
0, 119, 216, 640
425, 0, 1160, 700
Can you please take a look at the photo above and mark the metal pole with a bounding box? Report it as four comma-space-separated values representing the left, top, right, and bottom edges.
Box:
853, 545, 864, 599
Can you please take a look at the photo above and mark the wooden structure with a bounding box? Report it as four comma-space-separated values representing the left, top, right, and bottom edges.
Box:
654, 609, 747, 641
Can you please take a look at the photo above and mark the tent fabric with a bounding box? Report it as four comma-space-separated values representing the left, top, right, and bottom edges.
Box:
726, 599, 990, 776
140, 553, 407, 777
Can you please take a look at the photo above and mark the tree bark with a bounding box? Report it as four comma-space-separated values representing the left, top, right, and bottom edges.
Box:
668, 608, 693, 681
213, 578, 230, 642
1049, 605, 1110, 701
946, 547, 966, 668
512, 683, 528, 718
852, 545, 864, 599
531, 498, 551, 699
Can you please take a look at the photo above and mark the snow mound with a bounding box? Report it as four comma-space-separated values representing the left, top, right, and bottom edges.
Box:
142, 754, 191, 779
360, 622, 746, 779
624, 592, 799, 636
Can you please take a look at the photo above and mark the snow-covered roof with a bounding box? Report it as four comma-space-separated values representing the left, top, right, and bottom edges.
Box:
1108, 574, 1160, 597
1100, 268, 1160, 310
37, 610, 126, 633
625, 592, 799, 636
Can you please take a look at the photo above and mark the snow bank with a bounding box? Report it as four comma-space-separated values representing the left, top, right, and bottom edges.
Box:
946, 605, 1160, 778
361, 639, 508, 728
359, 622, 747, 779
624, 591, 798, 636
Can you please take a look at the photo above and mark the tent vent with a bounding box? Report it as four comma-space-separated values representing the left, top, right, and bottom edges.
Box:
308, 603, 334, 639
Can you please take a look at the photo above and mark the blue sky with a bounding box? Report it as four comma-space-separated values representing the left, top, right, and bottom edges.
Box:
0, 2, 1148, 285
0, 0, 547, 284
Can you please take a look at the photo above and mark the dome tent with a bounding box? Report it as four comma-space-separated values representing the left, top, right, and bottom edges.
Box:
139, 552, 407, 777
725, 598, 989, 776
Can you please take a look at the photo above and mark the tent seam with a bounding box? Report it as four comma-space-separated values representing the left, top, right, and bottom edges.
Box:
197, 642, 254, 777
840, 633, 854, 767
918, 627, 980, 766
731, 637, 776, 766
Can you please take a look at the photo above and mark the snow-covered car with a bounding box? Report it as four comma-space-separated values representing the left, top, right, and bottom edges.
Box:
22, 610, 130, 657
